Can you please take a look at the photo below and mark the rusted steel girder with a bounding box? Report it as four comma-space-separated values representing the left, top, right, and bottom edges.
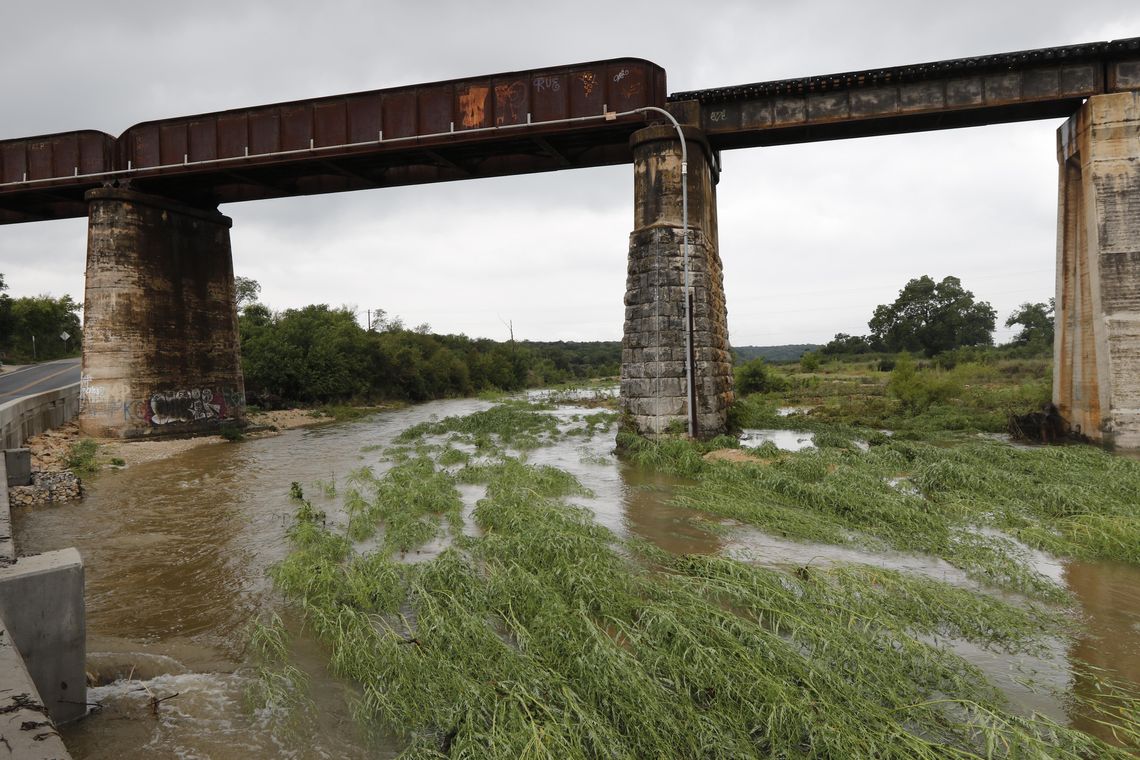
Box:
2, 37, 1140, 223
673, 37, 1140, 148
0, 58, 666, 222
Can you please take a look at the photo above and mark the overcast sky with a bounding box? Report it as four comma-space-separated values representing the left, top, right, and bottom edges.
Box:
2, 1, 1137, 346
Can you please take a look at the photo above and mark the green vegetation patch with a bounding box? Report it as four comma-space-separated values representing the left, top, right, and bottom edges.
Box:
342, 457, 463, 553
731, 356, 1052, 436
397, 401, 563, 451
65, 438, 100, 475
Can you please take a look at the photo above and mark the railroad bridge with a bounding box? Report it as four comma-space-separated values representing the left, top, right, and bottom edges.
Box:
2, 38, 1139, 446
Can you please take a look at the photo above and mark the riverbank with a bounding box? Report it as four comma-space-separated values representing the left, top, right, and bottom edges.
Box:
23, 407, 358, 473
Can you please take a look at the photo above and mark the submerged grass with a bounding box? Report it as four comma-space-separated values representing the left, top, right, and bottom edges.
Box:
632, 429, 1140, 601
245, 612, 312, 716
397, 400, 562, 451
343, 456, 463, 552
266, 402, 1140, 757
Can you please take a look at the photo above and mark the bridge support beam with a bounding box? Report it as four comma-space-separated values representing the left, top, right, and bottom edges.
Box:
1055, 92, 1140, 449
621, 125, 733, 438
79, 188, 245, 438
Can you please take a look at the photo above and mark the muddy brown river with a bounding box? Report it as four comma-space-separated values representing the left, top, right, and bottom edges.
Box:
13, 397, 1140, 758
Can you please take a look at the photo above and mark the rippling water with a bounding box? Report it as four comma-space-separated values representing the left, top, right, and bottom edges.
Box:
12, 398, 1140, 757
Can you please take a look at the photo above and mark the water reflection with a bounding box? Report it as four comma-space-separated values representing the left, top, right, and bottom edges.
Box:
1065, 559, 1140, 743
740, 428, 815, 451
619, 466, 721, 555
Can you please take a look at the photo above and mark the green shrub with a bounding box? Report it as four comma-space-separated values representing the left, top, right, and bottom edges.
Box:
65, 439, 99, 475
887, 355, 960, 412
735, 358, 789, 395
800, 351, 822, 372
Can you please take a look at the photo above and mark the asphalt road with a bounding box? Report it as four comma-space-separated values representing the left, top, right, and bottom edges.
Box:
0, 358, 81, 402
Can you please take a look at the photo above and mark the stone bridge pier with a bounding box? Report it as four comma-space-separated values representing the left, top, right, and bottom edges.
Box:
1055, 92, 1140, 449
80, 188, 245, 438
621, 124, 733, 438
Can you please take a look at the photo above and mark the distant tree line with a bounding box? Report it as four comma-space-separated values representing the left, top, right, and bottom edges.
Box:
237, 283, 620, 407
0, 274, 83, 363
819, 275, 1053, 358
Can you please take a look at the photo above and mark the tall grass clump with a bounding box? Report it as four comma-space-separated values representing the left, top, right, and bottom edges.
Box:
65, 438, 100, 475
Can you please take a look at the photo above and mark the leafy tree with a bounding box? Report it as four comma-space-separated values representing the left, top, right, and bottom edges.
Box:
237, 294, 622, 407
1005, 299, 1054, 350
234, 276, 262, 312
868, 275, 995, 357
821, 333, 873, 356
2, 292, 82, 361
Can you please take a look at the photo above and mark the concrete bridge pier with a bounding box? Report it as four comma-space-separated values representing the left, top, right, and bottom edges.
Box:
1055, 92, 1140, 449
80, 188, 245, 438
621, 124, 733, 438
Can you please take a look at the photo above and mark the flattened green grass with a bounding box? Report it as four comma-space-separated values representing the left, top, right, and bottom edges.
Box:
631, 431, 1140, 602
396, 400, 561, 451
267, 403, 1140, 757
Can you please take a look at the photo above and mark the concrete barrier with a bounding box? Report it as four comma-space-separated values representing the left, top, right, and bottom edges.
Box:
0, 383, 80, 451
0, 444, 79, 758
0, 621, 72, 760
0, 549, 86, 721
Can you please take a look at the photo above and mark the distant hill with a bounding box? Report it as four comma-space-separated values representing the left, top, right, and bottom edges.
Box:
732, 344, 820, 363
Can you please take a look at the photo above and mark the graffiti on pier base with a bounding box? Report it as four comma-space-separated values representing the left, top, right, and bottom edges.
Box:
116, 386, 244, 426
150, 388, 222, 425
77, 379, 246, 430
148, 386, 245, 425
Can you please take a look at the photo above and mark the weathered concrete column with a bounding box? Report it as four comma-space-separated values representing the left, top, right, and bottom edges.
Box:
80, 188, 245, 438
1055, 92, 1140, 449
621, 125, 733, 438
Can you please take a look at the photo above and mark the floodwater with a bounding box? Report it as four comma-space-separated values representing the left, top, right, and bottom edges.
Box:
740, 428, 815, 451
12, 398, 1140, 757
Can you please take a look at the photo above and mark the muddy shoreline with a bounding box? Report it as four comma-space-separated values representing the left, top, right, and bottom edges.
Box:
22, 408, 367, 473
